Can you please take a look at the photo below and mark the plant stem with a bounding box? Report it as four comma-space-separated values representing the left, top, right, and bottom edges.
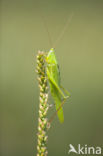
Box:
36, 51, 49, 156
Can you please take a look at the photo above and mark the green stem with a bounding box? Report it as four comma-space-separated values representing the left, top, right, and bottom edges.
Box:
36, 51, 49, 156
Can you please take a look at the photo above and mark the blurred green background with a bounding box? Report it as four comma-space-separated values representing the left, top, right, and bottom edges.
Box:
1, 0, 103, 156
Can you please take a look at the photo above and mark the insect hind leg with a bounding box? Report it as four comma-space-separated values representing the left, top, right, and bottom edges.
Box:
60, 85, 71, 97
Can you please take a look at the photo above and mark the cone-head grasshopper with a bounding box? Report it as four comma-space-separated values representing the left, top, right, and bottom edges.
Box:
46, 48, 70, 123
42, 13, 73, 123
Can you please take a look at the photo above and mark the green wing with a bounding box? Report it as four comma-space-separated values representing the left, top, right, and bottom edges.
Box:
47, 67, 65, 123
49, 79, 64, 123
46, 48, 70, 123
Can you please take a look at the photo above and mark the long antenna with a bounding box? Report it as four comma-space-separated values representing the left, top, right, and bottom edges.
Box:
53, 13, 74, 48
38, 0, 53, 47
41, 14, 53, 47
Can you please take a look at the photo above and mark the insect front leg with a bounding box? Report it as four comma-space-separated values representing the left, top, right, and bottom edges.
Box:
45, 56, 56, 66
